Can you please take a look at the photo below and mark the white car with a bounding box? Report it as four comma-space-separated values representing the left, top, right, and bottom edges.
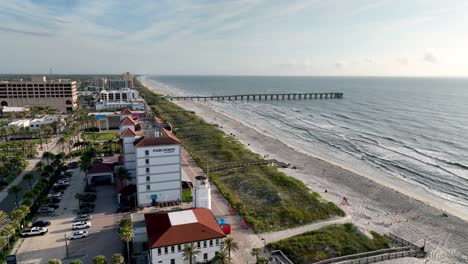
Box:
67, 230, 89, 240
47, 192, 62, 199
54, 180, 70, 186
21, 227, 48, 237
73, 214, 92, 222
72, 221, 92, 230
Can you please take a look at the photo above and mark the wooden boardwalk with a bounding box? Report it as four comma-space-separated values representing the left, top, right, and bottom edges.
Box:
168, 92, 343, 101
208, 159, 290, 172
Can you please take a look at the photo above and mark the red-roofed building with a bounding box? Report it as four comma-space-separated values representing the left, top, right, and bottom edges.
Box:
141, 208, 225, 264
87, 162, 114, 185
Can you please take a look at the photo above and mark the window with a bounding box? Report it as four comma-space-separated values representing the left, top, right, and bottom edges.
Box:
146, 176, 150, 182
203, 253, 208, 261
171, 246, 175, 253
146, 167, 150, 173
215, 239, 219, 246
145, 159, 149, 164
170, 260, 175, 264
145, 150, 149, 155
203, 241, 207, 248
165, 247, 168, 254
158, 248, 161, 255
209, 240, 213, 247
146, 185, 150, 190
197, 241, 201, 248
178, 245, 181, 251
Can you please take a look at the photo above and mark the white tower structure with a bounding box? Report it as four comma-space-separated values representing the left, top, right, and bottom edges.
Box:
193, 176, 211, 210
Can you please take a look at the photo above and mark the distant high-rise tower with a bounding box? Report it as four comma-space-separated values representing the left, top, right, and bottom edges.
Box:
194, 176, 211, 210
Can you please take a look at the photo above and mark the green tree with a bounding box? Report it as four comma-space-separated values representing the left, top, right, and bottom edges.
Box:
48, 259, 62, 264
43, 151, 55, 165
8, 184, 22, 207
111, 253, 124, 264
93, 255, 107, 264
213, 250, 229, 264
120, 227, 134, 264
251, 248, 261, 263
182, 243, 200, 264
23, 172, 34, 190
224, 237, 239, 263
70, 259, 83, 264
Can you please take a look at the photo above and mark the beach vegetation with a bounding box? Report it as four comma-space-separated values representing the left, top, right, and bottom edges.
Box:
267, 224, 389, 264
135, 79, 344, 232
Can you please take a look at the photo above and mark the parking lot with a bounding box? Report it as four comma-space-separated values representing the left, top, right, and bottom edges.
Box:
14, 166, 123, 264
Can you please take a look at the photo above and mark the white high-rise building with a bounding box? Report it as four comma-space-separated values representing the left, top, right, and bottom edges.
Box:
193, 176, 211, 210
120, 115, 182, 207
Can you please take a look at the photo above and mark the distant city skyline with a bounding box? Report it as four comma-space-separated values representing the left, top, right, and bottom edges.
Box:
1, 0, 467, 76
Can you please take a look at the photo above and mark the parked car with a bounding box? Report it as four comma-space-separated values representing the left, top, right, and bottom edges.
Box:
47, 192, 62, 199
79, 196, 95, 203
67, 230, 89, 240
78, 207, 94, 214
73, 214, 92, 222
81, 193, 97, 199
72, 221, 92, 230
47, 203, 60, 209
53, 186, 67, 192
37, 206, 54, 214
69, 162, 79, 169
54, 180, 70, 187
21, 227, 48, 237
51, 197, 61, 203
31, 221, 51, 227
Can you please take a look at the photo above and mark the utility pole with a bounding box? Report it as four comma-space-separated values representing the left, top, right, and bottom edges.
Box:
64, 233, 69, 258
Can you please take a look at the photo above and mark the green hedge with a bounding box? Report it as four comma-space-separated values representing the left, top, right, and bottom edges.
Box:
135, 79, 344, 232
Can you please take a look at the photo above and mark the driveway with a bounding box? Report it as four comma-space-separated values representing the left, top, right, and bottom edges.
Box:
14, 167, 122, 264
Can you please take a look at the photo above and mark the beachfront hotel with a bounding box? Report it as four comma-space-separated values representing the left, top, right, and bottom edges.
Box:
119, 109, 182, 207
0, 76, 77, 112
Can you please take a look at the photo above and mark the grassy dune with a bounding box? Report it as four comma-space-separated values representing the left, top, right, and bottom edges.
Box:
135, 79, 344, 232
267, 224, 389, 263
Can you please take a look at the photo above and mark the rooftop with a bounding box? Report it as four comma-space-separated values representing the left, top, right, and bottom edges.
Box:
87, 162, 114, 174
145, 208, 225, 248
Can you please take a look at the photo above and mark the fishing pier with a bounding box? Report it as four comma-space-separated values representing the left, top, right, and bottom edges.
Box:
168, 92, 343, 101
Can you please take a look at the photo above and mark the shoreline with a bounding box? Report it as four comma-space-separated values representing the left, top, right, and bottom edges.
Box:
138, 76, 468, 262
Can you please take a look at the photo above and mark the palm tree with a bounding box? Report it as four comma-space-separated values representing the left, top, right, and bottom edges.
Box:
36, 161, 44, 171
43, 151, 55, 165
183, 243, 200, 264
0, 210, 9, 230
251, 248, 261, 263
58, 136, 67, 153
111, 253, 124, 264
213, 250, 229, 264
23, 172, 34, 190
8, 184, 22, 207
224, 236, 239, 262
70, 259, 83, 264
93, 255, 107, 264
120, 228, 134, 264
48, 259, 62, 264
0, 224, 15, 250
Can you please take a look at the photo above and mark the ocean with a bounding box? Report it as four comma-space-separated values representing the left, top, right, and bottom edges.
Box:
146, 76, 468, 209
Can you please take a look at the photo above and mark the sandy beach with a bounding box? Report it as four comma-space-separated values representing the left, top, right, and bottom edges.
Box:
139, 76, 468, 264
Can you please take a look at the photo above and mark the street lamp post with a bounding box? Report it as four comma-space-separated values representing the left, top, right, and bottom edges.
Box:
64, 233, 69, 258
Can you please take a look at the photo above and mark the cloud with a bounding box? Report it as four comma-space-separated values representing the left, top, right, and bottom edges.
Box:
0, 26, 53, 37
423, 50, 438, 63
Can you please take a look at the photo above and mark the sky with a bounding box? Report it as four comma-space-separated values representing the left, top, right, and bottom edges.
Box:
1, 0, 468, 76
